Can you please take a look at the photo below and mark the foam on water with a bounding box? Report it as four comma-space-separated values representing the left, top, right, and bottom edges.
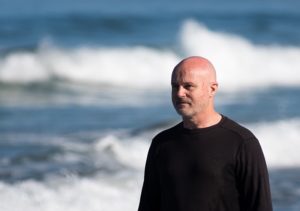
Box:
1, 19, 300, 92
249, 118, 300, 168
0, 45, 177, 88
0, 175, 142, 211
0, 131, 151, 211
180, 20, 300, 91
94, 134, 150, 170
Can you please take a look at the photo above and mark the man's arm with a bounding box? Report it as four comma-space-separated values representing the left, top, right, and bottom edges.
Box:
235, 137, 273, 211
138, 139, 161, 211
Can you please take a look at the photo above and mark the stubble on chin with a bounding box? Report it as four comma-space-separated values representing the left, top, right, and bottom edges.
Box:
175, 106, 195, 118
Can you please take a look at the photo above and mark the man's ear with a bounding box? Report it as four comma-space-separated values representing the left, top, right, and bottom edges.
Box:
209, 82, 218, 97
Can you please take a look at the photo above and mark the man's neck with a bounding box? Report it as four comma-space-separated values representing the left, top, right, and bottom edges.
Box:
183, 111, 222, 129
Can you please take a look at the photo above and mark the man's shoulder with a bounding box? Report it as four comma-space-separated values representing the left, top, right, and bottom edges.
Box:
221, 116, 256, 141
147, 123, 181, 154
152, 122, 182, 142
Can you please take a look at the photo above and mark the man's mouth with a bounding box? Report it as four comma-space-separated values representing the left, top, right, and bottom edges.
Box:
176, 101, 190, 106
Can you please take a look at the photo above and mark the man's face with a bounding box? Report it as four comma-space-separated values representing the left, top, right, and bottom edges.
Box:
171, 68, 210, 118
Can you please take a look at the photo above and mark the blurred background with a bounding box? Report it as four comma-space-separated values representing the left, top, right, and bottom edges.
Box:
1, 0, 300, 210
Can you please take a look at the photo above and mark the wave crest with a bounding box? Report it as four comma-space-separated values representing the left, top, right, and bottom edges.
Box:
1, 20, 300, 91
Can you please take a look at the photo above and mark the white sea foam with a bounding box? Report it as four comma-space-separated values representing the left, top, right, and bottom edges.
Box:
1, 20, 300, 92
180, 20, 300, 91
0, 45, 177, 88
0, 175, 142, 211
248, 118, 300, 168
0, 132, 151, 211
94, 134, 150, 170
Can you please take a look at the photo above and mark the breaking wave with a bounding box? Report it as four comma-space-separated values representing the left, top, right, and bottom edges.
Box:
1, 20, 300, 92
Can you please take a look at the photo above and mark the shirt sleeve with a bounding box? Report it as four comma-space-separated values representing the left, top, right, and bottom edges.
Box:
138, 138, 161, 211
235, 137, 273, 211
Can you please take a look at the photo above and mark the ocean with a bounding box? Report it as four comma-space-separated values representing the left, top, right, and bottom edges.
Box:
1, 0, 300, 210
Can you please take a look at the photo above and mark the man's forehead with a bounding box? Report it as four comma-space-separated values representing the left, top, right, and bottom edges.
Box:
172, 67, 202, 79
171, 69, 202, 84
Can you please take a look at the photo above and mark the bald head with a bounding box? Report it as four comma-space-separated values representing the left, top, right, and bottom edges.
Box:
172, 56, 217, 84
171, 56, 221, 128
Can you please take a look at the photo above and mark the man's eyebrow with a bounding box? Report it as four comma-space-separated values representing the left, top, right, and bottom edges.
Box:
183, 82, 196, 86
171, 82, 197, 87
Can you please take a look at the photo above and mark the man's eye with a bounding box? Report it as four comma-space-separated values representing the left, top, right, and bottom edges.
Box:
184, 85, 193, 89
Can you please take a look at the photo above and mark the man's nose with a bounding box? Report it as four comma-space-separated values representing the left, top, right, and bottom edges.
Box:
176, 86, 186, 98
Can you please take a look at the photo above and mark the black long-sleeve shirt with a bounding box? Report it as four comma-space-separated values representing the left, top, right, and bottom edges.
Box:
138, 116, 273, 211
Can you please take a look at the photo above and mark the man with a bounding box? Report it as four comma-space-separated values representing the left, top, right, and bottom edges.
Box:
138, 56, 273, 211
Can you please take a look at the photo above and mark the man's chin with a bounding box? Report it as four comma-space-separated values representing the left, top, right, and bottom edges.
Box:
176, 109, 192, 117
